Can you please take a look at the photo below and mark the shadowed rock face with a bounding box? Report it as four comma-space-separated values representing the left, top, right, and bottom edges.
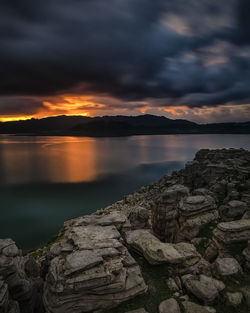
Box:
0, 239, 36, 313
1, 148, 250, 313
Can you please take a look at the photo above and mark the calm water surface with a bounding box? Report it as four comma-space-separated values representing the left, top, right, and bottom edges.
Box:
1, 134, 250, 251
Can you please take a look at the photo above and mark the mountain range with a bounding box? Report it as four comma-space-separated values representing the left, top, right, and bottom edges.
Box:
0, 114, 250, 136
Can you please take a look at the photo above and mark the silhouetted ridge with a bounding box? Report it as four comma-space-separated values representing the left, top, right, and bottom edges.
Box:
0, 114, 250, 136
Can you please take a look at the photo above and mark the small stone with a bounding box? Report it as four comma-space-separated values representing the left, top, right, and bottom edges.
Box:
159, 298, 181, 313
179, 294, 189, 301
214, 257, 242, 277
240, 287, 250, 307
167, 278, 180, 292
182, 301, 213, 313
226, 292, 243, 307
182, 274, 225, 304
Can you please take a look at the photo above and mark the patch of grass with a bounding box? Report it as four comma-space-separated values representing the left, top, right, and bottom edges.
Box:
228, 242, 247, 264
198, 221, 218, 239
217, 192, 227, 205
213, 272, 250, 313
195, 237, 210, 256
104, 252, 172, 313
29, 229, 64, 259
222, 272, 250, 293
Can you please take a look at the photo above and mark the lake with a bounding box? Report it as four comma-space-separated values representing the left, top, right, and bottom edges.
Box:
1, 134, 250, 251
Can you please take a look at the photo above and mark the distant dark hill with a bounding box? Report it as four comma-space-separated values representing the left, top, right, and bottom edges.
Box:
0, 114, 250, 136
71, 115, 199, 136
0, 115, 90, 134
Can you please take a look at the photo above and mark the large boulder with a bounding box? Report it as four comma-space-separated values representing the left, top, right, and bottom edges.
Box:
43, 214, 147, 313
125, 229, 200, 266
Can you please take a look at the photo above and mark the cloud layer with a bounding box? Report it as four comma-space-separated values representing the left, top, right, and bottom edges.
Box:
1, 0, 250, 121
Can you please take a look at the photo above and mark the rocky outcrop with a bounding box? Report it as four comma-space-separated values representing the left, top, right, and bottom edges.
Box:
43, 213, 147, 313
152, 185, 189, 242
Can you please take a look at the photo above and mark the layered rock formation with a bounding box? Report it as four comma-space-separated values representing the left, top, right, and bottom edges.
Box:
1, 148, 250, 313
43, 213, 147, 313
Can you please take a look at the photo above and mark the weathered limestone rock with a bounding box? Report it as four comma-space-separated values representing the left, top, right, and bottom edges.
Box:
125, 229, 200, 266
178, 195, 218, 240
182, 301, 214, 313
0, 239, 35, 313
213, 257, 242, 277
226, 292, 243, 307
43, 215, 147, 313
64, 211, 128, 232
152, 185, 189, 242
182, 274, 225, 304
219, 200, 247, 221
159, 298, 181, 313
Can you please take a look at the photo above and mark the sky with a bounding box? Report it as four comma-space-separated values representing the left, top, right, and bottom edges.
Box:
1, 0, 250, 123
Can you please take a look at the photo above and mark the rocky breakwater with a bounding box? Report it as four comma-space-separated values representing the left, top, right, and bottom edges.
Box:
1, 148, 250, 313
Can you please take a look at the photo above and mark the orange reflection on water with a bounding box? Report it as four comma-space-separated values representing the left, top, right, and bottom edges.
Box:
55, 137, 97, 183
0, 137, 98, 184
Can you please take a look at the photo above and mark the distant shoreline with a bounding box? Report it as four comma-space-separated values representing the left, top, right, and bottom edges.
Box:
1, 114, 250, 137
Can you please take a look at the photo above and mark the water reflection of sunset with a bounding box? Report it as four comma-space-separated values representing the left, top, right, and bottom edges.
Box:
0, 137, 97, 184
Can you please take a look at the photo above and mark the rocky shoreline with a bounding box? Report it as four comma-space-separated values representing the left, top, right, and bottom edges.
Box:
1, 148, 250, 313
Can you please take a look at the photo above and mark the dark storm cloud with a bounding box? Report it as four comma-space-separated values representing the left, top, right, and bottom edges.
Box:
1, 0, 250, 112
0, 97, 45, 115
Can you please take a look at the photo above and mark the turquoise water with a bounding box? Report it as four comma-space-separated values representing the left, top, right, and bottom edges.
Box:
1, 134, 250, 251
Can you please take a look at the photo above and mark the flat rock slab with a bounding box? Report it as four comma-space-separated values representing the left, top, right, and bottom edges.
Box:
65, 250, 103, 276
217, 219, 250, 232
